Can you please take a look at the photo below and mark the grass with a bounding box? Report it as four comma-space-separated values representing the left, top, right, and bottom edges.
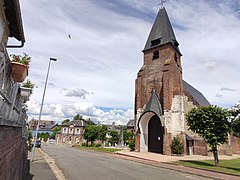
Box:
175, 158, 240, 175
75, 146, 122, 154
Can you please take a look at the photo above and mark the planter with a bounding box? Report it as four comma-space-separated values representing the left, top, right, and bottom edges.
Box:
20, 87, 32, 101
11, 62, 28, 82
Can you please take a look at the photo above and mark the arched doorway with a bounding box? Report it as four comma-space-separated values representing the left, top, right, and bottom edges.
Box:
148, 114, 163, 153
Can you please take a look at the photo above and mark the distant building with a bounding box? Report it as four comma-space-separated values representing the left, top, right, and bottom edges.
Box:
56, 120, 86, 145
28, 119, 57, 136
126, 119, 134, 133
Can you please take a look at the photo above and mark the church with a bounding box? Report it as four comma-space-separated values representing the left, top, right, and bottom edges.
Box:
134, 7, 238, 155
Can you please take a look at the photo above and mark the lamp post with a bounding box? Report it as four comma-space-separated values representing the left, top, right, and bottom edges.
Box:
31, 57, 57, 161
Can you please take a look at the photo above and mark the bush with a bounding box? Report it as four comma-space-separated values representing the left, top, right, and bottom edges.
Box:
171, 137, 183, 155
81, 142, 87, 147
128, 140, 135, 151
95, 143, 101, 147
91, 142, 96, 147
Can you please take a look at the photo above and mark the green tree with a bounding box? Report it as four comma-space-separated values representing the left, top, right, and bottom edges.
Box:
73, 114, 82, 120
51, 126, 61, 139
228, 101, 240, 137
61, 119, 70, 124
28, 129, 33, 151
187, 106, 230, 166
38, 132, 50, 142
123, 130, 133, 144
109, 130, 120, 145
97, 125, 107, 144
171, 137, 183, 155
83, 125, 98, 146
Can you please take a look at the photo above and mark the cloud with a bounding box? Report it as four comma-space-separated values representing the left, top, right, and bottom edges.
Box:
8, 0, 240, 122
205, 60, 217, 71
220, 87, 237, 91
216, 93, 222, 98
60, 88, 94, 99
26, 100, 133, 125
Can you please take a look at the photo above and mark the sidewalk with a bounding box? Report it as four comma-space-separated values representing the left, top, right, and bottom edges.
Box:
25, 148, 57, 180
115, 150, 240, 180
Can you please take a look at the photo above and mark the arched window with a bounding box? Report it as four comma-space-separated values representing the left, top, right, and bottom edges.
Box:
153, 50, 159, 60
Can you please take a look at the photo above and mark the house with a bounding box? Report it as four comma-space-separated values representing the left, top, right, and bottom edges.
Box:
0, 0, 28, 179
28, 119, 57, 136
126, 119, 134, 133
134, 6, 240, 155
56, 120, 86, 145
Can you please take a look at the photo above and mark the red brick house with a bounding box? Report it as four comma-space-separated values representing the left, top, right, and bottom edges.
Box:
56, 120, 86, 145
134, 7, 240, 155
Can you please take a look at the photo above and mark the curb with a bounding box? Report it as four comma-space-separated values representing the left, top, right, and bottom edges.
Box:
39, 148, 67, 180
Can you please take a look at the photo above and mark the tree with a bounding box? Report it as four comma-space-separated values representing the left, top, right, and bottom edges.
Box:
123, 130, 133, 144
83, 125, 98, 146
73, 114, 82, 120
61, 119, 70, 124
28, 129, 33, 151
97, 125, 107, 144
109, 130, 120, 146
186, 105, 230, 166
171, 137, 183, 155
51, 126, 61, 139
228, 101, 240, 137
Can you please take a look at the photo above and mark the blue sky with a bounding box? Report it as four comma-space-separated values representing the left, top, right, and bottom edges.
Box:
8, 0, 240, 124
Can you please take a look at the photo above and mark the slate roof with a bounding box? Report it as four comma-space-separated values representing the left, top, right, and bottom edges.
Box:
144, 90, 163, 116
61, 120, 86, 127
126, 119, 134, 127
143, 7, 180, 54
183, 80, 211, 106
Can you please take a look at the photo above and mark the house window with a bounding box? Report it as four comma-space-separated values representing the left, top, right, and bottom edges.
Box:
63, 128, 66, 134
76, 129, 79, 134
153, 50, 159, 60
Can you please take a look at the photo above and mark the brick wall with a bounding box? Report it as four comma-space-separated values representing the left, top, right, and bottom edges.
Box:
230, 135, 240, 155
0, 126, 27, 180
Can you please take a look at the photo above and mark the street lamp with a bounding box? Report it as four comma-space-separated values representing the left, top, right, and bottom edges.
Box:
31, 57, 57, 161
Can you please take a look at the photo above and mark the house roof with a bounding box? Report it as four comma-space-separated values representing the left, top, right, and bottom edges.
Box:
143, 7, 180, 54
61, 120, 86, 127
3, 0, 25, 45
183, 80, 211, 106
126, 119, 134, 127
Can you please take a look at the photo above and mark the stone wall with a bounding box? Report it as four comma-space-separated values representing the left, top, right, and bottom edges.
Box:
0, 126, 27, 180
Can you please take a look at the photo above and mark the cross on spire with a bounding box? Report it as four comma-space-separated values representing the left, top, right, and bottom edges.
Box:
158, 0, 167, 9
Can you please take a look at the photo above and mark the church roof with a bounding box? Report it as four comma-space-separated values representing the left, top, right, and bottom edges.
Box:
183, 80, 211, 106
144, 90, 163, 116
143, 7, 180, 53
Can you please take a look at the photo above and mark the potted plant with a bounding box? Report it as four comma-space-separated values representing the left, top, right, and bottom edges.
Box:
20, 79, 35, 101
11, 53, 31, 82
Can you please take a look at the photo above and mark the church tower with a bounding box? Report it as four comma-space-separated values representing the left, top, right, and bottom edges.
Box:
134, 7, 185, 154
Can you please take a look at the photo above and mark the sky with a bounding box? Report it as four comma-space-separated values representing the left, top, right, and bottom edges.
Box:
8, 0, 240, 125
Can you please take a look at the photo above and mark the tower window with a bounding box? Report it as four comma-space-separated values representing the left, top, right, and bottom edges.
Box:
151, 38, 161, 47
153, 50, 159, 60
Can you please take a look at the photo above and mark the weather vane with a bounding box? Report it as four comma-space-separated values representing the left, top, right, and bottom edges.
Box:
158, 0, 167, 9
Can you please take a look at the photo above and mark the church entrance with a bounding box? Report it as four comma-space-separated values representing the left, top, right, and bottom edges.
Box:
148, 115, 163, 153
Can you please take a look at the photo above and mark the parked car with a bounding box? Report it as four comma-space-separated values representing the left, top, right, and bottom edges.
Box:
32, 140, 41, 148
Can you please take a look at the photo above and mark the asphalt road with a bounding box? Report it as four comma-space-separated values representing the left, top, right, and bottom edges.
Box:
42, 143, 210, 180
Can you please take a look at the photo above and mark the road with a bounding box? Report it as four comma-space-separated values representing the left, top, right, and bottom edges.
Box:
42, 143, 209, 180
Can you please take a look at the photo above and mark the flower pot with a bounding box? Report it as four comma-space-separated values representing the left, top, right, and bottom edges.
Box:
20, 87, 32, 101
11, 62, 28, 82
